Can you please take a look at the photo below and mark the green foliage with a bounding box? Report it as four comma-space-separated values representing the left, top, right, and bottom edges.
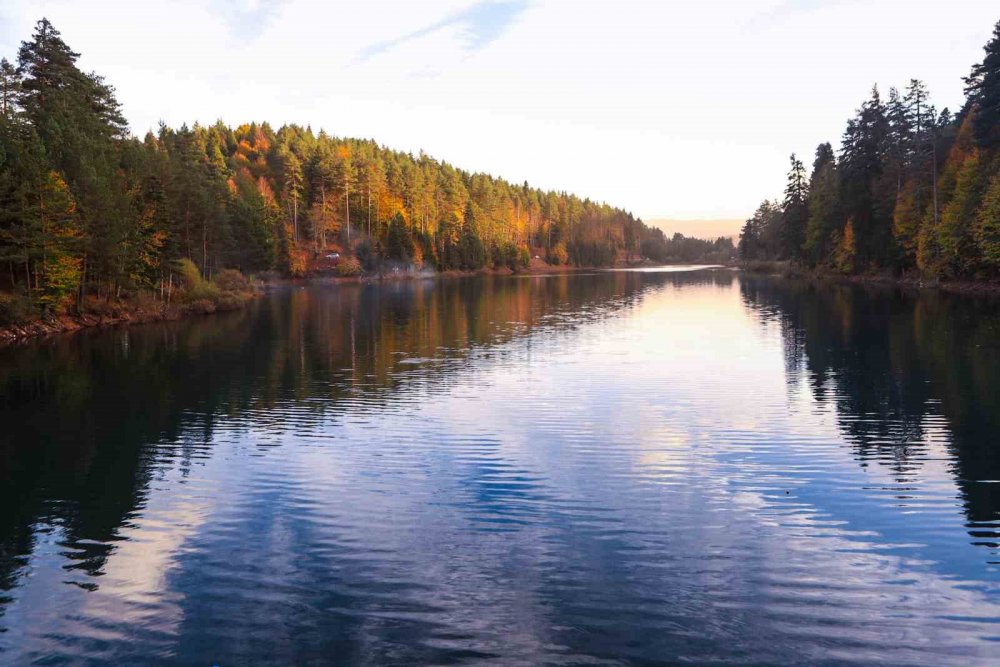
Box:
459, 206, 487, 270
0, 13, 737, 310
175, 257, 219, 302
0, 291, 37, 325
385, 213, 414, 262
965, 20, 1000, 146
934, 150, 984, 277
974, 172, 1000, 269
518, 246, 531, 269
803, 143, 842, 263
781, 154, 809, 259
746, 20, 1000, 281
354, 240, 377, 272
738, 201, 783, 261
568, 239, 615, 267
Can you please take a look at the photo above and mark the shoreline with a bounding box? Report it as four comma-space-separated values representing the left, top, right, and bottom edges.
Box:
10, 260, 997, 347
0, 262, 615, 346
0, 295, 254, 347
740, 261, 1000, 296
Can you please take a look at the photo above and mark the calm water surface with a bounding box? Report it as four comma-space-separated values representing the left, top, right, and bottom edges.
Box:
0, 269, 998, 665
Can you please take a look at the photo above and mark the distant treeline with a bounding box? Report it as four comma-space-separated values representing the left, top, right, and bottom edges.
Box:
0, 19, 731, 321
740, 20, 1000, 280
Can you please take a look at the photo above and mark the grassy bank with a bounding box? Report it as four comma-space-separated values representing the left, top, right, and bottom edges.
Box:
0, 260, 258, 345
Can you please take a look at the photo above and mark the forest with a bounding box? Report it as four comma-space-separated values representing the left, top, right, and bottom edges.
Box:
739, 20, 1000, 281
0, 19, 734, 326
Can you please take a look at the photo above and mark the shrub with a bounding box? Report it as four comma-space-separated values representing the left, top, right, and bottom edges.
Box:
184, 298, 217, 315
175, 258, 220, 302
0, 292, 38, 326
355, 240, 377, 272
337, 257, 363, 276
215, 269, 252, 294
547, 242, 569, 265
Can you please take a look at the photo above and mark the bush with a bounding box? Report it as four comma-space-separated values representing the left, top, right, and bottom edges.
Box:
175, 258, 220, 302
337, 257, 363, 276
547, 242, 569, 265
215, 269, 252, 294
183, 298, 217, 315
0, 292, 38, 326
493, 242, 521, 271
355, 240, 377, 272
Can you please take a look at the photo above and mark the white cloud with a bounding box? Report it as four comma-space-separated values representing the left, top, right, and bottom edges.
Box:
1, 0, 997, 219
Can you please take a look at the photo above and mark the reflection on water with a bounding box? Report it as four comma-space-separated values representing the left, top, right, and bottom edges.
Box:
0, 270, 997, 664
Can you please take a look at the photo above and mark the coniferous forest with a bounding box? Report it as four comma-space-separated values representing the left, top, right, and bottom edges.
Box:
0, 19, 735, 326
740, 20, 1000, 280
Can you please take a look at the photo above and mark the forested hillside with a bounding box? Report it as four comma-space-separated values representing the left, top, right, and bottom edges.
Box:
0, 19, 715, 323
740, 20, 1000, 280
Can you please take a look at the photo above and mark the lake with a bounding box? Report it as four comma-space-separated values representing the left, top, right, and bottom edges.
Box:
0, 268, 998, 665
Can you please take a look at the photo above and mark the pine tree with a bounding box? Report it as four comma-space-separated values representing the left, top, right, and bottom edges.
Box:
460, 200, 485, 269
803, 143, 841, 265
336, 145, 353, 244
917, 113, 978, 276
280, 147, 303, 239
17, 18, 128, 296
781, 153, 808, 260
840, 86, 894, 269
964, 20, 1000, 147
0, 58, 19, 119
385, 212, 414, 262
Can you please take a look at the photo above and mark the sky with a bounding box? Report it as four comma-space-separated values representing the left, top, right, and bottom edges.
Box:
0, 0, 998, 223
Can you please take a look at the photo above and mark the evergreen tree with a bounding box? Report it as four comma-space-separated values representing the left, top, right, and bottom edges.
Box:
781, 153, 808, 259
964, 20, 1000, 146
840, 86, 894, 269
280, 147, 303, 239
385, 212, 414, 262
803, 143, 842, 264
975, 173, 1000, 270
0, 58, 19, 119
459, 200, 486, 269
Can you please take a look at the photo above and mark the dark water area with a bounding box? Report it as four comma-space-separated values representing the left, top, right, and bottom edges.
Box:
0, 268, 998, 665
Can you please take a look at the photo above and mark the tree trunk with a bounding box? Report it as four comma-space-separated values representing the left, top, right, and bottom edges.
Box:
321, 185, 327, 249
932, 142, 939, 227
77, 253, 87, 313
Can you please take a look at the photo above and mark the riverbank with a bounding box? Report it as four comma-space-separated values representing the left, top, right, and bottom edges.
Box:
0, 259, 716, 345
741, 260, 1000, 296
0, 291, 256, 346
0, 261, 604, 345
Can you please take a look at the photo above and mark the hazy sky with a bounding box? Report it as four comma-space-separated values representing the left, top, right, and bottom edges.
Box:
1, 1, 997, 221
